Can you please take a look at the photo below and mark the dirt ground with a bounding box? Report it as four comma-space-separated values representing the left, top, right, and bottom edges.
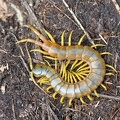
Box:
0, 0, 120, 120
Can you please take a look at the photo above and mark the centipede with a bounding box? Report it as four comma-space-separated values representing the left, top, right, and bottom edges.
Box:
17, 24, 117, 106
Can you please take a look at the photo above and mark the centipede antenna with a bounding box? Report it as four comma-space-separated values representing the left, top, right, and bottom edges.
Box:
93, 90, 99, 97
43, 28, 56, 43
80, 97, 86, 104
25, 42, 33, 70
87, 95, 94, 101
30, 49, 49, 55
69, 98, 73, 106
105, 73, 115, 76
61, 30, 66, 46
60, 96, 65, 104
91, 44, 106, 48
106, 64, 117, 73
30, 72, 50, 96
53, 92, 58, 99
16, 38, 43, 47
100, 52, 112, 56
100, 84, 107, 91
46, 86, 53, 92
68, 31, 73, 46
78, 34, 86, 45
27, 24, 48, 43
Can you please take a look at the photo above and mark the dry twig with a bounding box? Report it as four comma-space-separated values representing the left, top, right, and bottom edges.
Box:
91, 93, 120, 101
61, 0, 95, 45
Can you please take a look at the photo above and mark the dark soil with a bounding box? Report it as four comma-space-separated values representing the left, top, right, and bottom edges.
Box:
0, 0, 120, 120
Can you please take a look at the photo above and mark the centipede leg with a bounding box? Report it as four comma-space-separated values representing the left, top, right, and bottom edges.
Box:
53, 92, 58, 99
100, 83, 107, 91
78, 34, 86, 45
87, 95, 93, 101
80, 97, 86, 104
91, 44, 106, 48
43, 29, 56, 43
37, 77, 50, 85
105, 73, 115, 76
69, 98, 73, 106
60, 96, 65, 104
94, 90, 99, 97
46, 86, 53, 92
106, 64, 117, 72
43, 56, 58, 60
61, 30, 66, 46
100, 52, 112, 56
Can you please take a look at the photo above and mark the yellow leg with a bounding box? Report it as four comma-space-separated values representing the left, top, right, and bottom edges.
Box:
87, 94, 93, 101
53, 92, 58, 99
69, 72, 73, 83
105, 73, 115, 76
80, 97, 86, 104
46, 86, 53, 92
67, 71, 71, 83
100, 52, 112, 56
70, 59, 79, 71
69, 98, 73, 106
78, 34, 86, 45
43, 56, 58, 60
76, 63, 88, 71
43, 29, 56, 43
72, 71, 82, 81
37, 78, 50, 85
70, 72, 77, 83
68, 31, 73, 46
100, 83, 107, 91
91, 44, 106, 48
106, 64, 117, 73
61, 30, 66, 46
44, 60, 51, 67
76, 66, 90, 72
94, 90, 99, 97
60, 96, 65, 104
30, 49, 49, 55
60, 62, 65, 76
72, 60, 84, 70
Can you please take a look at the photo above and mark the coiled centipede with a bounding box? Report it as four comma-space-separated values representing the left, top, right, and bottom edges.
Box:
17, 24, 116, 105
